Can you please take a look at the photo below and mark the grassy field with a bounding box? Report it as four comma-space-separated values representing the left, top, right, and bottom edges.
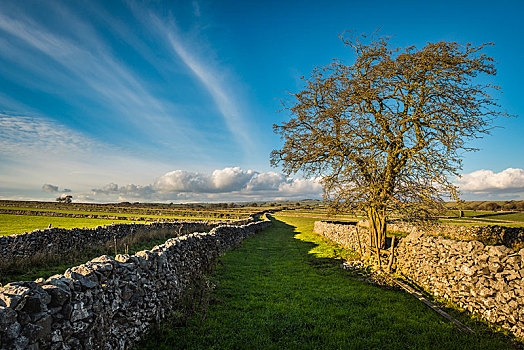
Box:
0, 213, 146, 236
138, 215, 518, 349
0, 206, 245, 220
0, 201, 259, 236
486, 212, 524, 222
278, 209, 362, 221
442, 211, 524, 227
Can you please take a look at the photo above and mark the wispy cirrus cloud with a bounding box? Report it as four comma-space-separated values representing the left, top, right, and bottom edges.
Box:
138, 6, 256, 153
0, 114, 101, 158
0, 4, 206, 155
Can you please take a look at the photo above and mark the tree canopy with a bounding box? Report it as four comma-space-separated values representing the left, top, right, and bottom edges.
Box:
271, 33, 512, 255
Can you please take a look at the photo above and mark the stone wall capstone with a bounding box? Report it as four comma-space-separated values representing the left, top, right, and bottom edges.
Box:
314, 220, 524, 339
0, 220, 270, 349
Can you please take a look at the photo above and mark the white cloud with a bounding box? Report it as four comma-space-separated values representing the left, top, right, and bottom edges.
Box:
245, 172, 287, 191
278, 178, 323, 196
86, 167, 322, 202
457, 168, 524, 193
155, 167, 276, 193
154, 170, 213, 192
211, 167, 255, 192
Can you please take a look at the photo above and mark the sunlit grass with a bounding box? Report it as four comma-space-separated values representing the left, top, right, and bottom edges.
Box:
0, 213, 146, 236
0, 206, 242, 222
138, 215, 516, 349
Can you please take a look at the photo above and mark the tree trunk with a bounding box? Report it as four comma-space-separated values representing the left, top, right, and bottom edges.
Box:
367, 206, 387, 250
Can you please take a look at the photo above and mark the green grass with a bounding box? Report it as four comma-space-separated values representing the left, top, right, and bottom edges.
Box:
138, 215, 518, 349
486, 212, 524, 222
461, 210, 492, 217
0, 213, 146, 236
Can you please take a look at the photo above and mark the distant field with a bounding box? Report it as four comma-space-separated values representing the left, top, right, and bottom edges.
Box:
442, 211, 524, 227
0, 205, 249, 220
486, 212, 524, 222
280, 208, 524, 228
0, 200, 266, 236
441, 220, 524, 228
278, 209, 363, 221
0, 214, 146, 236
0, 206, 241, 222
461, 210, 493, 217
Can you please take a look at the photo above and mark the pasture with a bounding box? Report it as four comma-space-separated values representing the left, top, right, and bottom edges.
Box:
0, 200, 268, 283
0, 200, 266, 236
0, 213, 145, 236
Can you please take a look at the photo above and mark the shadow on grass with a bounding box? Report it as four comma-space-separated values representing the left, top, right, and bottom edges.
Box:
138, 215, 522, 350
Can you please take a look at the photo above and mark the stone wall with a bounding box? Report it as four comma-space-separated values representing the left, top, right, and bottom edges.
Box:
313, 221, 370, 255
386, 221, 524, 250
0, 219, 253, 265
0, 221, 271, 349
396, 233, 524, 338
314, 220, 524, 339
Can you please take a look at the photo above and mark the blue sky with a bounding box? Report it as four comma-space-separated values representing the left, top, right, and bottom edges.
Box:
0, 0, 522, 203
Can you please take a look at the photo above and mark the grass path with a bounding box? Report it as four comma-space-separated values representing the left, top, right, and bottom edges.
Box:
139, 216, 516, 349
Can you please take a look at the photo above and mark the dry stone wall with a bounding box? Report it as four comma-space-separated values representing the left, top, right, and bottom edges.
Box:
313, 221, 370, 255
396, 233, 524, 338
314, 220, 524, 339
0, 219, 253, 264
0, 221, 270, 350
386, 221, 524, 250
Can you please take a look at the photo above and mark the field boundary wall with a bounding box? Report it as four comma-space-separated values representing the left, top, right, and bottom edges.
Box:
0, 220, 271, 349
0, 219, 253, 264
314, 220, 524, 339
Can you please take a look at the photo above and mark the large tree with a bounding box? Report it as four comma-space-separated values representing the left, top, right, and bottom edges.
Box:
271, 34, 511, 257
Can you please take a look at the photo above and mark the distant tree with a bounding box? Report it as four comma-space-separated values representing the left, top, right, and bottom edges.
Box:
56, 195, 72, 203
483, 202, 500, 211
503, 201, 516, 210
271, 33, 512, 258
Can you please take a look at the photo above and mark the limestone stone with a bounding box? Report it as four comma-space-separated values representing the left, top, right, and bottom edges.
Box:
315, 220, 524, 341
0, 220, 270, 349
0, 305, 17, 326
42, 285, 71, 307
5, 321, 21, 339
